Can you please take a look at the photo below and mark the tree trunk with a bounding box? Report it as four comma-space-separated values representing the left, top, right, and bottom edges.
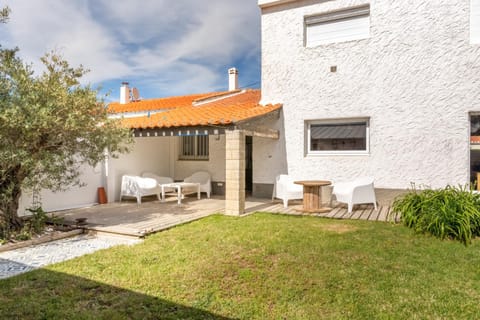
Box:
0, 166, 25, 232
5, 191, 23, 230
0, 191, 24, 232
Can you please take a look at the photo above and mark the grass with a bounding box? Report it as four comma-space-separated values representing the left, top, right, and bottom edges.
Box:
1, 213, 480, 319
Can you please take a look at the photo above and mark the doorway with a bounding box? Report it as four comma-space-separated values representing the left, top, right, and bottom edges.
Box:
245, 136, 253, 194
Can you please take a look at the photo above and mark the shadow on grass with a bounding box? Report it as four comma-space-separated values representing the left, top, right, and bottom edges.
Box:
0, 268, 235, 319
0, 257, 37, 279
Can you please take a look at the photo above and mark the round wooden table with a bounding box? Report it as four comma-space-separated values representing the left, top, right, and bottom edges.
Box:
294, 180, 332, 213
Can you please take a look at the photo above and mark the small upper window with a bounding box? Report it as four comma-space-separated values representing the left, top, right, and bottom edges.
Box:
179, 135, 209, 160
305, 4, 370, 47
471, 0, 480, 44
307, 119, 369, 155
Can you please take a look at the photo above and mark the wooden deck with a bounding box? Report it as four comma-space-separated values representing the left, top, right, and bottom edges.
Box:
246, 200, 399, 222
55, 192, 401, 238
55, 196, 225, 238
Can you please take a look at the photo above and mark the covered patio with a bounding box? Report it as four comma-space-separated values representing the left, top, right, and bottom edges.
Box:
106, 87, 283, 218
55, 189, 404, 238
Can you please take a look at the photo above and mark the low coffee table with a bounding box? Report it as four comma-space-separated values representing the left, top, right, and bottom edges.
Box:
294, 180, 332, 213
161, 182, 200, 205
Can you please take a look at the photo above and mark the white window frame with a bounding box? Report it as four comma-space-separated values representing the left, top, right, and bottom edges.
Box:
179, 135, 209, 160
304, 4, 371, 47
471, 0, 480, 44
306, 118, 370, 156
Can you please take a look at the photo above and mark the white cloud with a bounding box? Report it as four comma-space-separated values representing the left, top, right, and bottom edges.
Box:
0, 0, 260, 97
0, 0, 131, 83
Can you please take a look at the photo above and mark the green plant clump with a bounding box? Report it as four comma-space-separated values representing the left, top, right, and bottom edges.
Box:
0, 207, 62, 243
392, 185, 480, 245
26, 207, 50, 235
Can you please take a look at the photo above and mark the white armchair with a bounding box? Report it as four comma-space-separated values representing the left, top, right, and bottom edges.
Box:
272, 174, 303, 208
141, 172, 173, 185
141, 172, 176, 197
332, 177, 377, 213
120, 175, 161, 204
184, 171, 211, 198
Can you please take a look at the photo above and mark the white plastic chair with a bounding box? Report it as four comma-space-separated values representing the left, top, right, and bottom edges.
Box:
141, 172, 176, 198
272, 174, 303, 208
120, 175, 161, 204
141, 172, 174, 185
332, 177, 377, 213
184, 171, 211, 198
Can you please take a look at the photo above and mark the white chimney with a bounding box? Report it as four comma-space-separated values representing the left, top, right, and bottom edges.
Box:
120, 82, 130, 104
228, 68, 239, 91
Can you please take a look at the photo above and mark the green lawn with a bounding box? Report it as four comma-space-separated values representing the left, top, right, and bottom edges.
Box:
1, 213, 480, 319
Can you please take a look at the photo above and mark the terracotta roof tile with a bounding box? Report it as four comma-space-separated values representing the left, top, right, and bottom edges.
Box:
117, 89, 282, 129
108, 91, 231, 114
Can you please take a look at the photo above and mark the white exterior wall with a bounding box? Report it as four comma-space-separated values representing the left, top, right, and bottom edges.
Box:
107, 134, 226, 202
174, 135, 226, 182
252, 116, 288, 184
18, 163, 103, 215
107, 137, 173, 201
261, 0, 480, 188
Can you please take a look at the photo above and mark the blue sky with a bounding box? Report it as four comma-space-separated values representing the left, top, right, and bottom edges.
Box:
0, 0, 261, 102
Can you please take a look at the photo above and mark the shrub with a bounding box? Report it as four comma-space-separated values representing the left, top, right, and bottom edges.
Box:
0, 207, 64, 243
26, 207, 49, 234
392, 185, 480, 245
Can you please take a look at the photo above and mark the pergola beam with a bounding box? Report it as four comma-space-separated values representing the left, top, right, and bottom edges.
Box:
242, 128, 279, 140
133, 126, 226, 138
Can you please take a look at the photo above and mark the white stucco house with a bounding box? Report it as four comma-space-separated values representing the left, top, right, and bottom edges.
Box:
258, 0, 480, 189
19, 0, 480, 216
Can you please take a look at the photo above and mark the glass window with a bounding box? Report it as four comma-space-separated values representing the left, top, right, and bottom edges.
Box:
307, 119, 369, 155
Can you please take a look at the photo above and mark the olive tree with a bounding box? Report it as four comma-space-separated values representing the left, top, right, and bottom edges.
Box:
0, 48, 132, 232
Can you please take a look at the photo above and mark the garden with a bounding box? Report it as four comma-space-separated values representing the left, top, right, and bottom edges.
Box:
1, 211, 480, 319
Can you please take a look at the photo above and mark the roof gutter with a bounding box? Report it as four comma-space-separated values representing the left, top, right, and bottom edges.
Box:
192, 90, 245, 107
258, 0, 299, 9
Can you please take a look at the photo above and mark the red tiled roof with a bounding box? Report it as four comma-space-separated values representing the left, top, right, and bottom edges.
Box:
108, 92, 231, 114
115, 89, 282, 129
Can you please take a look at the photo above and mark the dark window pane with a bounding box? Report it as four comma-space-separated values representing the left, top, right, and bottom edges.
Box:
180, 135, 209, 159
197, 136, 209, 157
182, 136, 195, 156
471, 115, 480, 135
310, 122, 367, 151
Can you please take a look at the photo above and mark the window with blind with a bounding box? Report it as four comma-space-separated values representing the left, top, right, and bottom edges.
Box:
305, 4, 370, 47
179, 135, 209, 160
472, 0, 480, 44
307, 119, 369, 155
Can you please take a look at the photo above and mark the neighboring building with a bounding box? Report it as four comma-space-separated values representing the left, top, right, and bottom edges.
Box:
258, 0, 480, 189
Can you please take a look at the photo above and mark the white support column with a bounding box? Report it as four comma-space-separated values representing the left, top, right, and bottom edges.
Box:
225, 129, 246, 216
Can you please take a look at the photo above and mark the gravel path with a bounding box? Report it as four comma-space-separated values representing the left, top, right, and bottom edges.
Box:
0, 234, 141, 279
